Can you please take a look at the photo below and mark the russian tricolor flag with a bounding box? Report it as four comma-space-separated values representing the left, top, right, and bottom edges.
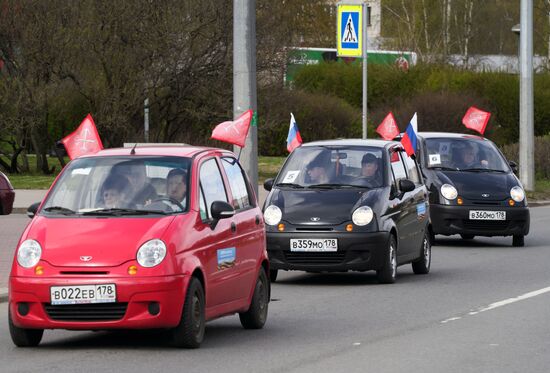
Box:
287, 113, 303, 152
400, 113, 418, 156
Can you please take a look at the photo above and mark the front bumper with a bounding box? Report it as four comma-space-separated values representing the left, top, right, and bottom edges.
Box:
267, 231, 390, 272
9, 275, 188, 330
430, 204, 530, 237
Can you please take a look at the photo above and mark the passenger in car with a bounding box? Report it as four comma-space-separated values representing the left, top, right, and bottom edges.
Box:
453, 144, 488, 169
307, 154, 332, 184
101, 175, 131, 209
113, 161, 158, 205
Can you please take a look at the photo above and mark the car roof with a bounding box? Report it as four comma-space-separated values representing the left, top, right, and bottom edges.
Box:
417, 132, 487, 141
302, 138, 398, 149
84, 145, 234, 158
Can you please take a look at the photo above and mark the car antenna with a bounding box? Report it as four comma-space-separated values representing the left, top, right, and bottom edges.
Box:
130, 143, 137, 155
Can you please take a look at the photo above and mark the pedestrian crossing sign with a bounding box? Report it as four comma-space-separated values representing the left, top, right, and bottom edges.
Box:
337, 4, 362, 57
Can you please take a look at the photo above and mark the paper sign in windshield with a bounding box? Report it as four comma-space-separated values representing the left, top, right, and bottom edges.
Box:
282, 170, 300, 183
428, 154, 441, 166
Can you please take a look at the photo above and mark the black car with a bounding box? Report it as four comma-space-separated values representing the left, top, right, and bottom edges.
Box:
415, 132, 529, 246
263, 139, 431, 284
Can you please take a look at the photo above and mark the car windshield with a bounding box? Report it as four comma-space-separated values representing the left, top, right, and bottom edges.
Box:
42, 156, 191, 216
424, 138, 509, 172
276, 146, 387, 188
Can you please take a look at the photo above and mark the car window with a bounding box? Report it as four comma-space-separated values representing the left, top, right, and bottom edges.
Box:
390, 149, 407, 184
402, 153, 421, 184
41, 156, 191, 215
199, 158, 228, 220
221, 157, 252, 210
424, 137, 509, 171
275, 146, 386, 188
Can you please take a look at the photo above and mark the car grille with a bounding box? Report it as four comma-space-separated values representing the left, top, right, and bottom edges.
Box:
462, 220, 509, 231
44, 303, 128, 321
284, 252, 346, 265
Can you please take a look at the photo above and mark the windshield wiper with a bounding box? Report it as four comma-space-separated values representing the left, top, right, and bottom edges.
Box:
43, 206, 76, 215
462, 168, 506, 173
81, 208, 169, 216
308, 183, 356, 189
275, 183, 305, 189
429, 166, 458, 171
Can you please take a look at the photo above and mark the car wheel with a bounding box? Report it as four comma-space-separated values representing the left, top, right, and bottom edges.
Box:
170, 277, 205, 348
9, 309, 43, 347
377, 235, 397, 284
269, 269, 278, 283
513, 235, 525, 247
239, 267, 269, 329
460, 234, 475, 240
412, 231, 431, 275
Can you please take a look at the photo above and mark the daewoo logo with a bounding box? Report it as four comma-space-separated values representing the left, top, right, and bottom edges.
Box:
482, 193, 490, 198
80, 256, 93, 262
310, 217, 321, 222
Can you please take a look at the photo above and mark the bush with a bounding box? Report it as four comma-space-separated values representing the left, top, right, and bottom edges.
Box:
258, 86, 361, 156
293, 63, 550, 146
501, 136, 550, 179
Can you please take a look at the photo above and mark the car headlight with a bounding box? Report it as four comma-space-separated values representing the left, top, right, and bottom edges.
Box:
137, 239, 166, 268
352, 206, 374, 226
264, 205, 282, 226
17, 239, 42, 268
510, 186, 525, 202
441, 184, 458, 200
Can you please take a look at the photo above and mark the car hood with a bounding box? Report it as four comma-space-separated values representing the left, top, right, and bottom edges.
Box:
437, 171, 518, 200
24, 215, 176, 267
268, 187, 387, 225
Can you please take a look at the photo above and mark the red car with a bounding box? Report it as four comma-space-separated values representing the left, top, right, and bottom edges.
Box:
9, 146, 269, 348
0, 171, 15, 215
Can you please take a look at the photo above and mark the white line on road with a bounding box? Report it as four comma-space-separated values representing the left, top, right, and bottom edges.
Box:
441, 286, 550, 324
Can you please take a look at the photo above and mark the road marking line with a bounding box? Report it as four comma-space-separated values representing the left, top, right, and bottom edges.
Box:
441, 286, 550, 324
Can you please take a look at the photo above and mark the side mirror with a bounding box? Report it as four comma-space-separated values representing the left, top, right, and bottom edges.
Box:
399, 179, 416, 193
210, 201, 235, 229
27, 202, 40, 219
509, 161, 518, 173
264, 178, 274, 191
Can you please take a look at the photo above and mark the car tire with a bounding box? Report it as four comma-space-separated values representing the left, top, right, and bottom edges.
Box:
9, 309, 43, 347
269, 269, 278, 283
239, 267, 269, 329
377, 235, 397, 284
412, 231, 431, 275
170, 277, 205, 348
513, 235, 525, 247
460, 234, 475, 240
429, 229, 436, 246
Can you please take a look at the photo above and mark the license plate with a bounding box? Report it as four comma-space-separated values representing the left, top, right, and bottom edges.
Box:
469, 210, 506, 220
50, 284, 116, 305
290, 238, 338, 252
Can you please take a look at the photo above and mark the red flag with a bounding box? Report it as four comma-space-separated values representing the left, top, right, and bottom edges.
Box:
462, 106, 491, 135
61, 114, 103, 160
211, 110, 253, 148
376, 112, 400, 140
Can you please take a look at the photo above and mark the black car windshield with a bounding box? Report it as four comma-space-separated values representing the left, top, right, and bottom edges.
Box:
41, 156, 191, 216
424, 138, 509, 172
276, 146, 387, 188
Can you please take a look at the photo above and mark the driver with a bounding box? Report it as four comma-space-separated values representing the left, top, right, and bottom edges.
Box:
166, 168, 187, 208
360, 153, 382, 187
454, 143, 488, 169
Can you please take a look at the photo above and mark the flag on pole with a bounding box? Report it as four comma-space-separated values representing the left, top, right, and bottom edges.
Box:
462, 106, 491, 135
376, 112, 400, 140
61, 114, 103, 160
211, 109, 253, 148
400, 113, 418, 156
287, 113, 303, 152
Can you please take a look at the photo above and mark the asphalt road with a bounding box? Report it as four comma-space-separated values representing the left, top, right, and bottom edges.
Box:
0, 207, 549, 373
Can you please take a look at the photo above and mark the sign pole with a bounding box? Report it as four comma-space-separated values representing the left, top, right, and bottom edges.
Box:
362, 3, 367, 139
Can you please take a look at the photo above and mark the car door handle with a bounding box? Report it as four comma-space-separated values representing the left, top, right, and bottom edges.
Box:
231, 222, 237, 232
255, 215, 261, 225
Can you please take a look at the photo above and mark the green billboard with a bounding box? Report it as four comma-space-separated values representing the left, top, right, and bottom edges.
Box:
285, 47, 417, 84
